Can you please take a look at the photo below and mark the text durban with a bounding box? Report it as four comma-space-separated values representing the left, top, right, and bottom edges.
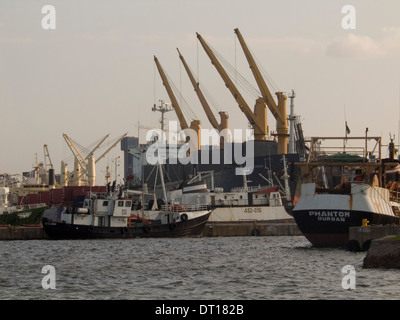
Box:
309, 210, 350, 222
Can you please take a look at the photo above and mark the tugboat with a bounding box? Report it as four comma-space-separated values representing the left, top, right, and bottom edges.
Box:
291, 135, 400, 248
42, 188, 211, 239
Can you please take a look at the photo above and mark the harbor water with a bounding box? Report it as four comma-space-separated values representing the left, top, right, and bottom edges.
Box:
1, 236, 399, 300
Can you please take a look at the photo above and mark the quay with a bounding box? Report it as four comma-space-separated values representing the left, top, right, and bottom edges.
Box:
0, 226, 48, 240
347, 224, 400, 252
201, 221, 302, 237
0, 222, 301, 240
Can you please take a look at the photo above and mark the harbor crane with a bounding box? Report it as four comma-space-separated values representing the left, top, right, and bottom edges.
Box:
154, 55, 201, 149
62, 132, 128, 186
196, 32, 269, 143
234, 28, 288, 154
177, 48, 229, 145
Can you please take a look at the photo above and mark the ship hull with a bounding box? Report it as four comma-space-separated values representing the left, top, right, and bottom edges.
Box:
292, 182, 400, 247
42, 211, 211, 239
0, 205, 47, 226
209, 205, 294, 223
293, 209, 400, 247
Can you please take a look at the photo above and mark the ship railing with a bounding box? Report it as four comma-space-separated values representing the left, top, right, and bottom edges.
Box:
161, 204, 209, 213
389, 190, 400, 203
230, 185, 261, 193
16, 203, 47, 210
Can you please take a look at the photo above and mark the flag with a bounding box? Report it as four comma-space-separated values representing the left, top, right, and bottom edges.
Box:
345, 121, 351, 135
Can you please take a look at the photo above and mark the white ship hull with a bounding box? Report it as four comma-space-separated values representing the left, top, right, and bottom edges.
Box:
209, 205, 293, 222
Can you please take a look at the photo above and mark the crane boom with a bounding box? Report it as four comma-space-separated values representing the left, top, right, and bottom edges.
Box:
43, 144, 53, 170
154, 55, 189, 130
177, 48, 220, 129
86, 134, 110, 160
196, 32, 268, 140
234, 28, 283, 120
95, 132, 128, 164
234, 28, 289, 154
63, 133, 87, 170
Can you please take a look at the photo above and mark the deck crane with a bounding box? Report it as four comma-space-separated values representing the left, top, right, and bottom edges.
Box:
43, 144, 56, 186
154, 55, 201, 149
62, 132, 128, 186
177, 48, 229, 147
234, 28, 288, 154
196, 32, 268, 142
43, 144, 54, 170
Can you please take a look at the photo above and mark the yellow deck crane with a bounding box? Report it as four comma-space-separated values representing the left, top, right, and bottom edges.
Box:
234, 28, 288, 154
62, 132, 127, 186
196, 32, 268, 142
154, 55, 201, 149
177, 48, 229, 148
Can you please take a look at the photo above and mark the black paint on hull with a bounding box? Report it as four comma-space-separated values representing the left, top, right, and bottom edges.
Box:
42, 212, 211, 239
292, 209, 400, 247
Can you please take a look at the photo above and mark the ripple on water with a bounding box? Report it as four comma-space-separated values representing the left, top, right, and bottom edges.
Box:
0, 236, 399, 299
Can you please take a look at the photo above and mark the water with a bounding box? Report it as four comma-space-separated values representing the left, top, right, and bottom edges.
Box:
1, 236, 400, 300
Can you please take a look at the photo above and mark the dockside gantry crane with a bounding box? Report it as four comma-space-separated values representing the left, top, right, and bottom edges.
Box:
154, 55, 201, 149
177, 48, 229, 147
234, 28, 288, 154
196, 32, 269, 143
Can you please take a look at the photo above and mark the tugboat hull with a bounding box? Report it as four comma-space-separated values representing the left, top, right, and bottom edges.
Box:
42, 211, 211, 239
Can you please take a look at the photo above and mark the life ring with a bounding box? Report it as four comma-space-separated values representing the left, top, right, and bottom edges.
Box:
180, 213, 188, 221
121, 227, 128, 234
144, 225, 151, 233
169, 222, 177, 230
88, 225, 94, 232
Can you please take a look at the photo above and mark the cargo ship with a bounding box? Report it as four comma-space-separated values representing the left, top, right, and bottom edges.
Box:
291, 136, 400, 248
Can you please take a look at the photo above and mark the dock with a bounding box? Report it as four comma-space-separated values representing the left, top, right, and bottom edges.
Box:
0, 226, 48, 240
0, 222, 301, 240
348, 225, 400, 251
202, 221, 302, 237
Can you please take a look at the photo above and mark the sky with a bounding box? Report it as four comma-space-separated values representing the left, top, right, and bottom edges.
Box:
1, 0, 400, 184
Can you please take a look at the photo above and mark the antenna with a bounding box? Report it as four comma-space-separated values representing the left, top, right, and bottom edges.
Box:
152, 99, 173, 133
288, 90, 296, 154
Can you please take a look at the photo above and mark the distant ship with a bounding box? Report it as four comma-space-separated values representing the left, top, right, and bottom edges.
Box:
0, 187, 47, 226
168, 156, 294, 226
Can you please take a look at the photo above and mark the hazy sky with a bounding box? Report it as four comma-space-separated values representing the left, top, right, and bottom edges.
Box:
1, 0, 400, 184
